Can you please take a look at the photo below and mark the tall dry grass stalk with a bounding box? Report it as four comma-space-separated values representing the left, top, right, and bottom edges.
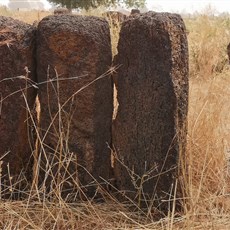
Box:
182, 70, 230, 228
0, 6, 50, 24
185, 14, 230, 79
0, 9, 230, 229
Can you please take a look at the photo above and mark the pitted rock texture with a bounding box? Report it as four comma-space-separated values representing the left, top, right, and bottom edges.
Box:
36, 15, 113, 197
113, 12, 189, 211
0, 16, 37, 197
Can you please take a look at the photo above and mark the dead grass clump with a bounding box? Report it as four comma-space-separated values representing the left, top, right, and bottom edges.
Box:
0, 8, 51, 24
186, 14, 230, 79
182, 69, 230, 227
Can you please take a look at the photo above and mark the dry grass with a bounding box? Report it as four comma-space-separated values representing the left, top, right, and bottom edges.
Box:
185, 14, 230, 79
0, 6, 51, 24
182, 70, 230, 229
180, 13, 230, 229
1, 7, 230, 229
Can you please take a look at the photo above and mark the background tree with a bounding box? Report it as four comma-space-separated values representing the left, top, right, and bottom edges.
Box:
48, 0, 146, 10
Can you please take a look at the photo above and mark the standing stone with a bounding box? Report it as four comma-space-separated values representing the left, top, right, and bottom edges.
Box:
54, 8, 71, 15
130, 9, 140, 15
0, 16, 37, 197
113, 12, 189, 211
227, 43, 230, 64
36, 15, 113, 198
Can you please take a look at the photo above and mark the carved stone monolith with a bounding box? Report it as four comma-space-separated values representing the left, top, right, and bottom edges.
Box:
36, 15, 113, 198
113, 12, 189, 211
0, 16, 37, 197
227, 43, 230, 64
54, 8, 71, 15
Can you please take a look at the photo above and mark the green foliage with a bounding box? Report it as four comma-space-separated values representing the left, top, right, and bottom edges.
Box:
48, 0, 146, 10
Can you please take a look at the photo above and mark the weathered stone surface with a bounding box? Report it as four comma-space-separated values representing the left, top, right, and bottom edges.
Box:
113, 12, 189, 211
0, 16, 37, 196
36, 15, 113, 197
